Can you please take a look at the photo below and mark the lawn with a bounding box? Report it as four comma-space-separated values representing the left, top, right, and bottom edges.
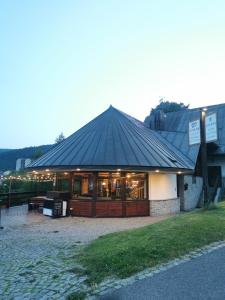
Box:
79, 202, 225, 285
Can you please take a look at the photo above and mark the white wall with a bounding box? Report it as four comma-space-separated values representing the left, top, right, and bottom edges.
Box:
24, 158, 32, 168
16, 158, 22, 171
148, 173, 177, 200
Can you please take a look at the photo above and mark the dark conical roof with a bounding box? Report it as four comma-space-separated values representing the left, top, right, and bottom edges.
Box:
28, 106, 194, 171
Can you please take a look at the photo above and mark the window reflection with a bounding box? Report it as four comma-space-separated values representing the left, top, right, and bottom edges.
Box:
73, 173, 93, 199
71, 172, 147, 200
126, 173, 146, 200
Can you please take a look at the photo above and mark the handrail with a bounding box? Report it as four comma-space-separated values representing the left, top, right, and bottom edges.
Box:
0, 191, 47, 208
0, 191, 46, 196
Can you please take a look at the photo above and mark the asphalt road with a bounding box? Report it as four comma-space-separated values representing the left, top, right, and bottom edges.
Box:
100, 246, 225, 300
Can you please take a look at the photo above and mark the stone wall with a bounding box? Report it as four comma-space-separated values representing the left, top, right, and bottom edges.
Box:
183, 175, 203, 211
150, 198, 180, 216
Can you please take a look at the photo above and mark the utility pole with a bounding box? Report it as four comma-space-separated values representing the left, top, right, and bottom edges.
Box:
200, 108, 209, 207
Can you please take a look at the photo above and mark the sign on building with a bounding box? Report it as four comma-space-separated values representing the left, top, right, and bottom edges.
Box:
205, 112, 218, 142
189, 120, 200, 145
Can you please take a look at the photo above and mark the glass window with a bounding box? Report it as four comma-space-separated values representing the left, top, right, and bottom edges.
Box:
111, 172, 122, 199
126, 173, 146, 200
56, 174, 70, 191
73, 173, 94, 199
97, 172, 111, 199
71, 172, 147, 200
97, 172, 122, 200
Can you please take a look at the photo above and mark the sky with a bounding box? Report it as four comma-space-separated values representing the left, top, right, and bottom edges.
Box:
1, 0, 225, 149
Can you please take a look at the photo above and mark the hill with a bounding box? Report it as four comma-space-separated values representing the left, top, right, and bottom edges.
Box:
0, 145, 53, 171
0, 149, 12, 154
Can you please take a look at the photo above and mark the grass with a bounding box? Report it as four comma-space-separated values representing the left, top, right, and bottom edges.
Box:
79, 202, 225, 285
66, 291, 86, 300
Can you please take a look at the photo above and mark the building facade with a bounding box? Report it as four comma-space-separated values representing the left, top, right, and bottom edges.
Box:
28, 104, 224, 217
16, 158, 32, 171
148, 103, 225, 210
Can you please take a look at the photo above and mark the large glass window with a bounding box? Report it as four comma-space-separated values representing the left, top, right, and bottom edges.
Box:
56, 174, 70, 191
73, 173, 94, 199
71, 171, 147, 200
126, 173, 146, 200
97, 172, 123, 200
111, 172, 122, 199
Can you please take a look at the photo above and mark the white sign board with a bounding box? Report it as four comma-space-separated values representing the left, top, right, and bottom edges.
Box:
205, 112, 217, 142
189, 119, 200, 145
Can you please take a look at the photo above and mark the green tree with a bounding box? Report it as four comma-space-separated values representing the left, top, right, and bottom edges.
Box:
55, 132, 65, 144
144, 98, 189, 125
31, 149, 44, 160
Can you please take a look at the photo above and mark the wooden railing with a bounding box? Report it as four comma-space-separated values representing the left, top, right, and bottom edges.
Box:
0, 191, 46, 208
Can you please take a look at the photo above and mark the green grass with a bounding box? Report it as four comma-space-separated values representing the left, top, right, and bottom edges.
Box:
66, 291, 86, 300
79, 202, 225, 285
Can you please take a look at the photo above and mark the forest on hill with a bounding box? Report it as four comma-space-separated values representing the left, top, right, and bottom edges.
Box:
0, 145, 52, 171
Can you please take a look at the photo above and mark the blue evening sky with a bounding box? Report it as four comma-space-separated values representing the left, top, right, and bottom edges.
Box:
1, 0, 225, 148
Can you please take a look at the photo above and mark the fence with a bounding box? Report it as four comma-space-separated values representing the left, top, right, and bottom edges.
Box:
0, 191, 46, 208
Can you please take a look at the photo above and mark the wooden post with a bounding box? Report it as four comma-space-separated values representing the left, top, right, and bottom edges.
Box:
68, 172, 74, 198
92, 172, 98, 217
67, 172, 74, 216
0, 202, 3, 229
55, 173, 58, 191
8, 178, 12, 208
121, 172, 126, 217
200, 110, 209, 206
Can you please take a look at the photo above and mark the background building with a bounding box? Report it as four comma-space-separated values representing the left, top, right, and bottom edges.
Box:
147, 103, 225, 210
16, 158, 32, 171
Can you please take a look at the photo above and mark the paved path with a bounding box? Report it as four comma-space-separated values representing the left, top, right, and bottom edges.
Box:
0, 205, 166, 299
100, 245, 225, 300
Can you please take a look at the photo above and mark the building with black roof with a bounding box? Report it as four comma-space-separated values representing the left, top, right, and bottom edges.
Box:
28, 104, 224, 217
28, 105, 195, 217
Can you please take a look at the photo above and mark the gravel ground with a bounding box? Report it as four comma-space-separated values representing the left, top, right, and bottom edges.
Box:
0, 205, 166, 299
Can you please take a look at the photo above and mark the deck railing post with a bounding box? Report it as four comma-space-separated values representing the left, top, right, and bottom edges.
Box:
121, 171, 126, 217
7, 192, 10, 209
0, 203, 3, 229
92, 172, 98, 217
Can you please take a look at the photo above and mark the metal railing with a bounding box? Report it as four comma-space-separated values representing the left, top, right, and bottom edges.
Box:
0, 191, 46, 208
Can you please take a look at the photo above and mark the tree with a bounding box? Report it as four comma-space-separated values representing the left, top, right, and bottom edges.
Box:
55, 132, 65, 144
151, 98, 189, 114
144, 98, 189, 125
31, 149, 44, 160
